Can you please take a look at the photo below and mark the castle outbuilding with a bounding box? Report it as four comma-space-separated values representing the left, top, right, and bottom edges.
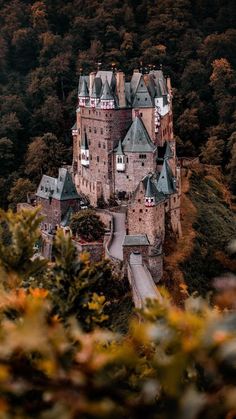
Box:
36, 167, 80, 233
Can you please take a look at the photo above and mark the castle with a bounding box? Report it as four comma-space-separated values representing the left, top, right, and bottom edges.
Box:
72, 68, 181, 280
20, 67, 181, 281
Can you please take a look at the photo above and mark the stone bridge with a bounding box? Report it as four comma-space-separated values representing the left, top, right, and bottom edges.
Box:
108, 212, 162, 307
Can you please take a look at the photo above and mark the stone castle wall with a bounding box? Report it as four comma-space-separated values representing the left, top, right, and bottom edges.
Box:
75, 107, 132, 204
127, 183, 166, 244
36, 197, 79, 229
114, 152, 156, 196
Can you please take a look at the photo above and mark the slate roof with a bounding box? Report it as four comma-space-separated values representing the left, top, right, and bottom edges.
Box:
78, 78, 89, 97
91, 78, 102, 98
36, 168, 80, 201
130, 72, 142, 98
100, 79, 114, 100
142, 174, 165, 203
121, 116, 156, 153
78, 75, 89, 94
156, 160, 176, 195
115, 139, 124, 155
96, 70, 116, 90
132, 76, 153, 107
123, 234, 150, 246
164, 141, 174, 159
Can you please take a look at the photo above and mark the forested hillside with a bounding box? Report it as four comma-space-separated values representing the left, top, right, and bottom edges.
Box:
0, 0, 236, 207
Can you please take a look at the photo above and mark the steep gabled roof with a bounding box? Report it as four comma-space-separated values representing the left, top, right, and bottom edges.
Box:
157, 160, 176, 195
115, 139, 124, 155
91, 77, 102, 98
78, 78, 89, 97
148, 70, 168, 98
122, 116, 156, 153
100, 79, 114, 100
130, 72, 142, 97
36, 168, 79, 201
132, 76, 153, 107
96, 70, 116, 90
164, 141, 174, 159
142, 174, 165, 204
145, 176, 156, 197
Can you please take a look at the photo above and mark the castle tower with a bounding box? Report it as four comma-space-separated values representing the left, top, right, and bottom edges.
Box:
78, 79, 89, 107
100, 78, 115, 109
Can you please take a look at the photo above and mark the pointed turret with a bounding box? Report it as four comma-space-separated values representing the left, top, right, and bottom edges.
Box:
164, 141, 174, 160
145, 176, 155, 207
78, 78, 89, 107
90, 80, 100, 107
116, 140, 125, 172
132, 75, 153, 108
81, 132, 89, 166
157, 160, 176, 195
122, 116, 156, 153
100, 78, 115, 109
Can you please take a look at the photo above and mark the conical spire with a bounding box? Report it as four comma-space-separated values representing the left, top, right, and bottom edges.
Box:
116, 139, 124, 155
79, 78, 89, 97
122, 116, 156, 153
145, 176, 155, 198
91, 80, 99, 98
157, 160, 175, 194
101, 78, 114, 100
164, 141, 174, 160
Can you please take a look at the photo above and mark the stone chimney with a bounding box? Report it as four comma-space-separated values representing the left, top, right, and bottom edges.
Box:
116, 70, 126, 108
89, 72, 96, 97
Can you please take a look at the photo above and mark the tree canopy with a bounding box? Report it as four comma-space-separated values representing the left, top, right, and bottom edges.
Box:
0, 0, 236, 200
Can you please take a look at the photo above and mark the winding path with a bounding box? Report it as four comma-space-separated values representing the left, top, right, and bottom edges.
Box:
108, 212, 161, 306
108, 212, 126, 260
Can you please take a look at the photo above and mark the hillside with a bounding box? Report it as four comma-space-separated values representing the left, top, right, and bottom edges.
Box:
164, 163, 236, 301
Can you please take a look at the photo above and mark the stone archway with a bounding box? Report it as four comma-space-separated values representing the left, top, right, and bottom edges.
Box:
130, 251, 142, 265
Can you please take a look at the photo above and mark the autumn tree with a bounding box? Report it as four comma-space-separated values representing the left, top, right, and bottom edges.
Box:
25, 133, 68, 182
8, 178, 35, 209
70, 209, 105, 242
200, 136, 225, 165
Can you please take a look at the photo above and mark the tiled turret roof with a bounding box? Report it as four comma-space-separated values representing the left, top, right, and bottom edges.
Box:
100, 78, 114, 100
157, 160, 176, 194
36, 168, 80, 201
121, 116, 156, 153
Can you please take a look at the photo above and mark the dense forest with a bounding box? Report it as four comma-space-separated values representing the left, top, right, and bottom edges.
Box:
0, 0, 236, 207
